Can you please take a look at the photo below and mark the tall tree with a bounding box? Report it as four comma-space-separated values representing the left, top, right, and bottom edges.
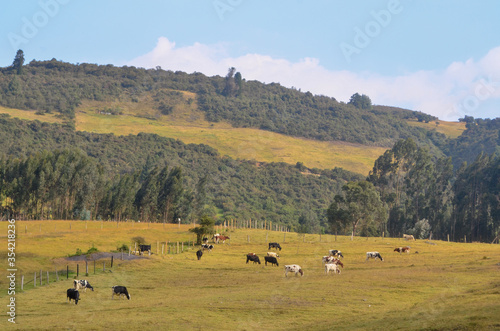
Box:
328, 181, 387, 238
223, 67, 237, 97
189, 215, 216, 244
12, 49, 25, 75
348, 93, 372, 110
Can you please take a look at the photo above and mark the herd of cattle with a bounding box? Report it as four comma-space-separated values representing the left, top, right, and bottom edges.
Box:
66, 233, 417, 304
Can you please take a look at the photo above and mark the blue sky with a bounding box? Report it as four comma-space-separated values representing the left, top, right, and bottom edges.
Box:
1, 0, 499, 120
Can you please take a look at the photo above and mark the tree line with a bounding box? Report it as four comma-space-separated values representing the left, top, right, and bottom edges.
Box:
0, 148, 204, 223
328, 138, 499, 242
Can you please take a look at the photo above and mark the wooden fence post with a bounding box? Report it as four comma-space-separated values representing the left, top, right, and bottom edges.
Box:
111, 256, 114, 268
34, 272, 36, 287
182, 242, 184, 252
162, 244, 164, 255
21, 275, 24, 291
447, 234, 449, 242
177, 242, 179, 254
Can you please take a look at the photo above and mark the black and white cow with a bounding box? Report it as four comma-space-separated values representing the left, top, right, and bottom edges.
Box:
366, 251, 384, 261
138, 244, 151, 255
202, 244, 214, 252
329, 249, 344, 258
73, 279, 94, 292
268, 242, 282, 251
246, 253, 261, 264
111, 286, 130, 300
67, 288, 80, 304
264, 256, 279, 266
196, 249, 203, 260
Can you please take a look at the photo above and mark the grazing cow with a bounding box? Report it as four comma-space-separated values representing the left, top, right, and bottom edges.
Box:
403, 234, 415, 241
246, 253, 261, 264
111, 286, 130, 300
325, 263, 341, 275
394, 246, 411, 254
328, 249, 344, 258
284, 265, 304, 277
202, 237, 208, 243
67, 288, 80, 304
73, 279, 94, 292
366, 252, 384, 261
214, 234, 230, 244
268, 242, 282, 251
212, 233, 220, 243
264, 256, 279, 266
202, 244, 214, 252
196, 249, 203, 260
267, 252, 280, 259
323, 256, 344, 268
138, 244, 151, 255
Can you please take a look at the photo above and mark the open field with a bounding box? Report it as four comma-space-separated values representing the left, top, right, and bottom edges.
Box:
1, 220, 499, 330
1, 102, 387, 175
406, 119, 466, 139
0, 106, 64, 124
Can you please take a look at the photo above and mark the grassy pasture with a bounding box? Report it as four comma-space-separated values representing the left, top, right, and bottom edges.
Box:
406, 119, 466, 139
1, 221, 499, 330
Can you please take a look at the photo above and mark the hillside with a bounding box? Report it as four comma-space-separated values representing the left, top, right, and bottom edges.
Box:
0, 115, 363, 227
0, 59, 450, 149
1, 58, 499, 239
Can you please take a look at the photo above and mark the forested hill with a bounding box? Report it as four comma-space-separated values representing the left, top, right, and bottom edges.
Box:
0, 115, 361, 228
0, 58, 443, 149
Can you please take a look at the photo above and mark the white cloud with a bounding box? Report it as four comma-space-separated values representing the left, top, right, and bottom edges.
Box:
128, 37, 500, 121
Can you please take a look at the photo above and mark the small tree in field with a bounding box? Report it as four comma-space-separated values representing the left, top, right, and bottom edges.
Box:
189, 216, 216, 244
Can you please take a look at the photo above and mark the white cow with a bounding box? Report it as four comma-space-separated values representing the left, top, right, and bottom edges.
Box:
325, 263, 341, 275
284, 265, 304, 277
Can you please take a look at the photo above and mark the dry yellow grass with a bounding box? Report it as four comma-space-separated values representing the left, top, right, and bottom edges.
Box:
75, 97, 387, 175
407, 119, 466, 138
2, 98, 466, 176
0, 106, 63, 124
